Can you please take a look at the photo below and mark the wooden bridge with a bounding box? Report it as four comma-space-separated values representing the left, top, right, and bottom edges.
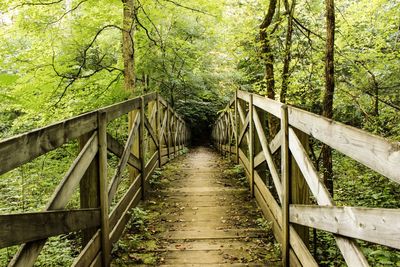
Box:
0, 90, 399, 266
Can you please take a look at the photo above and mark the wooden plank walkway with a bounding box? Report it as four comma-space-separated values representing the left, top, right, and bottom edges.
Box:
111, 147, 281, 266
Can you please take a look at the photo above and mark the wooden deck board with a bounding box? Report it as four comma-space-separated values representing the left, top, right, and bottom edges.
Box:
111, 147, 280, 266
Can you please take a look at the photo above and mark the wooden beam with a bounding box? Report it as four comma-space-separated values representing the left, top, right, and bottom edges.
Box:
140, 97, 146, 199
144, 114, 158, 147
8, 133, 98, 267
290, 205, 400, 250
238, 114, 249, 147
72, 230, 100, 267
253, 107, 282, 202
0, 112, 97, 175
288, 128, 369, 266
106, 134, 141, 170
0, 209, 100, 248
97, 111, 111, 266
288, 106, 400, 185
281, 105, 290, 267
79, 132, 100, 246
100, 97, 141, 123
109, 174, 141, 230
252, 93, 282, 118
108, 112, 140, 202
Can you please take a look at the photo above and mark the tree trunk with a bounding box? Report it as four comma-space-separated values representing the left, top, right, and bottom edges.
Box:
260, 0, 278, 139
122, 0, 135, 94
122, 0, 139, 182
281, 0, 295, 104
322, 0, 335, 195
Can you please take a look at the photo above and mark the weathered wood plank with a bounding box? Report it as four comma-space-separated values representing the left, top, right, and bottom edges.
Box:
144, 151, 158, 180
140, 97, 146, 199
97, 111, 111, 266
9, 132, 98, 267
108, 112, 140, 202
238, 148, 250, 173
72, 231, 101, 267
281, 105, 290, 267
109, 188, 142, 244
288, 128, 332, 206
238, 114, 249, 146
79, 132, 100, 246
253, 107, 282, 202
106, 134, 141, 170
0, 209, 100, 248
237, 90, 251, 102
288, 128, 369, 266
100, 97, 141, 123
290, 205, 400, 250
254, 131, 281, 168
288, 106, 400, 184
48, 132, 98, 210
253, 173, 318, 267
251, 93, 282, 119
109, 174, 141, 230
0, 112, 97, 176
144, 115, 159, 147
142, 92, 157, 104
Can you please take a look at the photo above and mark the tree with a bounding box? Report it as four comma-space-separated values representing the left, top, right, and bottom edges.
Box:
322, 0, 335, 195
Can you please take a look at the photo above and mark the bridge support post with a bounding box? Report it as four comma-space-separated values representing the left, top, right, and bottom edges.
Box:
290, 128, 310, 246
140, 97, 146, 199
167, 104, 171, 160
234, 90, 239, 164
156, 93, 162, 168
98, 111, 111, 266
281, 105, 290, 267
249, 94, 254, 197
79, 132, 99, 246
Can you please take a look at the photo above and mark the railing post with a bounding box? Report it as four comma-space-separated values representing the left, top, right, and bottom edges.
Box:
97, 111, 111, 266
166, 104, 171, 160
281, 105, 290, 267
140, 97, 146, 199
235, 90, 239, 164
249, 94, 254, 196
227, 112, 231, 160
173, 112, 177, 157
79, 132, 99, 246
156, 93, 162, 168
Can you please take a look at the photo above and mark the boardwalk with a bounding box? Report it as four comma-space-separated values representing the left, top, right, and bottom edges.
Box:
112, 147, 281, 266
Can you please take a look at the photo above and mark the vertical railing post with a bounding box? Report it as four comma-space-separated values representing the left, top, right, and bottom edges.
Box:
281, 105, 290, 267
79, 132, 99, 246
235, 90, 239, 164
97, 111, 111, 266
173, 112, 177, 157
228, 112, 231, 160
139, 97, 146, 199
156, 93, 162, 168
249, 94, 254, 196
166, 104, 171, 160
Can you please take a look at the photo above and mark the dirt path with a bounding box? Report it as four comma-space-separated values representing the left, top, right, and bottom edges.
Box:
112, 146, 281, 266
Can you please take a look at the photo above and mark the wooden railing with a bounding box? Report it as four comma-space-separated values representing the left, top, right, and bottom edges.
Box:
0, 92, 190, 267
212, 90, 400, 267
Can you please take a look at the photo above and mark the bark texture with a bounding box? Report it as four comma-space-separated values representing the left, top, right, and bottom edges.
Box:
322, 0, 335, 195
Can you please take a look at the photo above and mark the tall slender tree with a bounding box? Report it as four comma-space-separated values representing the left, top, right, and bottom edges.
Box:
322, 0, 335, 195
259, 0, 278, 138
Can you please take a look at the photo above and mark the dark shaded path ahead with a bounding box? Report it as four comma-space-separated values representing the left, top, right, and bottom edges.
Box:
112, 147, 281, 266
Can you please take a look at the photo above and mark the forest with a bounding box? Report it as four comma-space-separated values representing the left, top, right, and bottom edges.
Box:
0, 0, 399, 266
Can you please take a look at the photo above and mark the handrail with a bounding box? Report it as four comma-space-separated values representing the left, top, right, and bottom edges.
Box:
0, 92, 190, 267
212, 90, 400, 267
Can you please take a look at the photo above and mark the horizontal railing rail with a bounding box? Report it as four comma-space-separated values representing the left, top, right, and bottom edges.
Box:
212, 90, 400, 267
0, 92, 190, 267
